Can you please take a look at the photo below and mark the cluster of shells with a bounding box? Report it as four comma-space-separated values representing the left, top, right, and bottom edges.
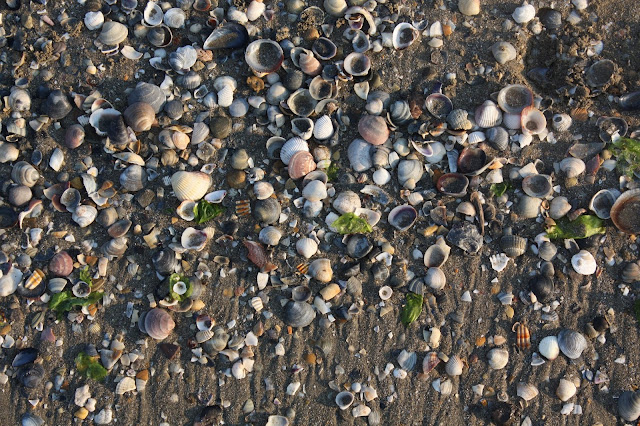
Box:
2, 0, 640, 425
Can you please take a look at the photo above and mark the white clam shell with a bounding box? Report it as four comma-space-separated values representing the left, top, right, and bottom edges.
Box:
424, 267, 446, 290
571, 250, 596, 275
143, 1, 163, 26
302, 180, 327, 202
517, 382, 539, 401
538, 335, 560, 360
445, 355, 463, 376
259, 226, 282, 246
280, 137, 309, 165
72, 205, 98, 228
181, 227, 210, 251
559, 157, 586, 178
492, 41, 517, 64
513, 2, 536, 24
475, 100, 502, 128
84, 11, 104, 31
115, 377, 136, 395
487, 348, 509, 369
171, 171, 212, 201
373, 168, 391, 185
332, 191, 361, 215
324, 0, 348, 17
556, 378, 577, 401
348, 139, 373, 172
49, 148, 64, 172
246, 0, 266, 21
296, 237, 318, 259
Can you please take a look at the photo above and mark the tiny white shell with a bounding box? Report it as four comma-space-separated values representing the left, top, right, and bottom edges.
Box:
378, 285, 392, 300
49, 148, 64, 172
512, 2, 536, 24
538, 335, 560, 360
250, 296, 264, 312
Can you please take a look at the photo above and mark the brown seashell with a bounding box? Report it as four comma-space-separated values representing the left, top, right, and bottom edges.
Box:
65, 124, 85, 149
143, 308, 175, 340
512, 322, 531, 349
49, 251, 74, 277
298, 52, 322, 76
24, 269, 45, 290
244, 240, 277, 273
288, 151, 316, 179
422, 351, 440, 374
123, 102, 155, 132
358, 115, 389, 145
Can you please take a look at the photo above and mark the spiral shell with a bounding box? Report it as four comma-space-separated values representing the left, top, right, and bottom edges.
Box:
49, 251, 73, 277
171, 171, 212, 201
298, 52, 322, 76
123, 102, 155, 132
288, 151, 316, 179
11, 161, 39, 187
142, 308, 175, 340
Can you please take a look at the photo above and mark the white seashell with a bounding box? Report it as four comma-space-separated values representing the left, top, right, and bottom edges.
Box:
115, 377, 136, 395
475, 100, 502, 128
49, 148, 64, 171
458, 0, 480, 16
0, 266, 23, 297
324, 0, 348, 17
348, 139, 373, 172
552, 113, 572, 132
556, 378, 577, 401
492, 41, 517, 64
445, 355, 463, 376
72, 205, 97, 228
378, 285, 392, 301
512, 2, 536, 24
296, 237, 318, 259
250, 296, 264, 312
181, 227, 210, 251
217, 85, 234, 108
424, 267, 446, 290
229, 98, 249, 118
397, 350, 417, 371
332, 191, 361, 215
490, 253, 510, 271
246, 0, 266, 21
549, 196, 572, 219
517, 382, 539, 401
503, 112, 522, 129
280, 137, 309, 165
571, 250, 596, 275
259, 226, 282, 246
84, 11, 104, 30
538, 335, 560, 360
487, 348, 509, 369
352, 404, 371, 418
433, 378, 453, 395
196, 329, 214, 343
302, 180, 327, 202
163, 8, 186, 28
559, 157, 585, 178
467, 131, 486, 144
253, 181, 274, 200
204, 190, 227, 203
313, 115, 334, 140
121, 46, 143, 60
373, 168, 391, 185
143, 1, 163, 26
171, 171, 212, 201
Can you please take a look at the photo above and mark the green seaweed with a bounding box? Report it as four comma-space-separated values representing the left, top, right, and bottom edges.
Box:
193, 200, 224, 224
546, 215, 606, 240
610, 137, 640, 177
49, 290, 104, 319
75, 352, 108, 381
490, 182, 511, 197
79, 266, 92, 287
168, 273, 192, 302
401, 293, 423, 326
326, 162, 339, 181
332, 213, 373, 235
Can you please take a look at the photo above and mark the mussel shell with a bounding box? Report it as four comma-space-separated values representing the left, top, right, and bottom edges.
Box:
610, 189, 640, 234
12, 348, 38, 367
284, 301, 316, 328
203, 22, 249, 50
528, 274, 554, 302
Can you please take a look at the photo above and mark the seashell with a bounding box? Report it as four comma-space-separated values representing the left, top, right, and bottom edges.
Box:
556, 379, 576, 401
245, 40, 284, 74
517, 382, 539, 401
373, 169, 391, 185
538, 241, 557, 261
552, 113, 572, 132
21, 413, 45, 426
72, 205, 98, 228
163, 8, 186, 28
128, 82, 165, 114
423, 351, 440, 374
435, 378, 453, 395
309, 76, 334, 101
203, 21, 249, 50
528, 274, 554, 302
492, 41, 517, 65
343, 52, 371, 76
119, 165, 147, 192
336, 391, 355, 410
99, 21, 128, 45
169, 45, 198, 73
286, 89, 317, 117
392, 23, 419, 50
539, 335, 559, 360
571, 250, 596, 275
622, 262, 640, 283
8, 185, 32, 207
254, 198, 281, 224
49, 251, 73, 277
346, 234, 372, 259
388, 205, 417, 232
293, 237, 317, 259
251, 182, 273, 202
123, 102, 155, 132
18, 364, 44, 388
284, 301, 316, 328
486, 126, 509, 151
181, 227, 209, 251
557, 329, 587, 359
288, 151, 316, 180
298, 52, 322, 76
348, 139, 373, 172
246, 0, 265, 20
497, 84, 534, 114
72, 280, 91, 298
513, 322, 531, 349
500, 229, 527, 258
522, 174, 552, 198
320, 283, 341, 301
424, 267, 446, 290
0, 266, 23, 297
358, 115, 389, 145
389, 100, 412, 126
324, 0, 347, 17
291, 285, 312, 303
313, 115, 334, 140
164, 100, 184, 120
42, 89, 72, 120
143, 1, 163, 26
147, 24, 173, 47
48, 278, 67, 294
610, 189, 640, 234
521, 106, 547, 135
457, 146, 490, 176
487, 348, 509, 369
475, 100, 502, 128
291, 118, 314, 140
586, 59, 616, 87
152, 249, 178, 275
11, 162, 39, 187
458, 0, 480, 15
332, 191, 361, 215
437, 173, 469, 197
171, 171, 212, 201
309, 258, 332, 282
447, 109, 472, 131
244, 240, 276, 272
589, 189, 620, 219
312, 37, 337, 60
265, 416, 289, 426
115, 376, 136, 395
259, 226, 282, 246
515, 195, 542, 219
512, 1, 536, 24
65, 124, 85, 149
302, 180, 327, 202
101, 237, 128, 258
0, 142, 20, 163
142, 308, 175, 340
618, 390, 640, 422
424, 237, 451, 268
9, 87, 31, 112
549, 196, 571, 219
397, 350, 417, 371
445, 354, 463, 376
249, 296, 264, 312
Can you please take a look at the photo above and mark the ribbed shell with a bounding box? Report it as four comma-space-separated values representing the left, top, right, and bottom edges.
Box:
123, 102, 155, 132
298, 52, 322, 76
557, 329, 587, 359
296, 237, 318, 259
486, 126, 510, 151
115, 376, 136, 395
487, 348, 509, 369
99, 21, 128, 45
259, 226, 282, 246
280, 137, 309, 165
171, 171, 212, 201
618, 390, 640, 422
284, 301, 316, 328
313, 115, 334, 140
288, 151, 316, 179
143, 308, 175, 340
445, 355, 463, 376
424, 267, 446, 290
552, 113, 572, 132
475, 100, 502, 128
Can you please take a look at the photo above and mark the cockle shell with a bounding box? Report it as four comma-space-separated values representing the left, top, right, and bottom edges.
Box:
302, 180, 327, 202
343, 52, 371, 76
171, 171, 212, 201
280, 137, 309, 165
513, 322, 531, 349
539, 335, 560, 360
424, 267, 446, 290
557, 329, 587, 359
475, 100, 502, 128
556, 379, 577, 401
552, 113, 572, 132
296, 237, 318, 259
313, 115, 334, 140
487, 348, 509, 369
123, 102, 155, 132
521, 106, 547, 135
141, 308, 175, 340
358, 115, 389, 145
99, 21, 128, 45
571, 250, 596, 275
259, 226, 282, 246
445, 355, 463, 376
115, 377, 136, 395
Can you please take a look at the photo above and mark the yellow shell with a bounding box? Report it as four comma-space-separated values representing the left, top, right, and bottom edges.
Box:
25, 269, 45, 290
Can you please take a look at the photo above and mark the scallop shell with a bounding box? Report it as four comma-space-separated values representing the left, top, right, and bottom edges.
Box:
284, 301, 316, 328
618, 390, 640, 422
571, 250, 596, 275
115, 376, 136, 395
557, 329, 587, 359
142, 308, 175, 340
475, 100, 503, 128
171, 171, 212, 201
487, 348, 509, 369
309, 258, 332, 282
556, 379, 576, 401
296, 237, 318, 259
445, 354, 463, 376
517, 382, 539, 401
288, 151, 316, 180
12, 161, 39, 187
99, 21, 128, 45
538, 335, 559, 360
348, 139, 373, 172
313, 115, 334, 140
486, 126, 509, 151
259, 226, 282, 246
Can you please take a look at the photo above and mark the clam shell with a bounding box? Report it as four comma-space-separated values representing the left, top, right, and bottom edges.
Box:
437, 173, 469, 197
49, 251, 73, 277
358, 115, 389, 145
0, 142, 20, 163
101, 237, 128, 258
21, 413, 45, 426
253, 198, 281, 224
143, 1, 163, 26
423, 351, 440, 374
296, 237, 318, 259
309, 258, 332, 282
181, 227, 209, 251
259, 226, 282, 246
487, 348, 509, 369
286, 89, 317, 117
9, 88, 31, 112
529, 274, 554, 302
336, 391, 355, 410
517, 382, 539, 401
146, 24, 173, 48
388, 205, 417, 231
291, 118, 314, 140
298, 52, 322, 76
538, 335, 560, 360
115, 377, 136, 395
424, 267, 446, 290
571, 250, 596, 275
171, 171, 212, 201
72, 205, 98, 228
458, 0, 480, 15
618, 390, 640, 422
142, 308, 175, 340
397, 350, 417, 371
288, 151, 316, 180
522, 174, 552, 198
445, 354, 463, 376
324, 0, 347, 16
163, 7, 186, 28
284, 301, 316, 328
244, 240, 276, 272
515, 195, 542, 219
245, 39, 284, 74
424, 237, 451, 267
475, 100, 502, 128
538, 241, 557, 261
312, 37, 338, 60
120, 165, 147, 192
348, 139, 373, 172
556, 379, 576, 401
65, 124, 85, 149
333, 191, 361, 215
589, 189, 620, 219
99, 21, 128, 45
549, 196, 572, 219
152, 249, 178, 275
309, 76, 334, 100
492, 41, 517, 64
253, 181, 274, 200
557, 329, 587, 359
346, 234, 372, 259
280, 137, 309, 165
497, 84, 534, 114
610, 189, 640, 234
392, 22, 419, 50
398, 159, 423, 188
512, 2, 536, 24
128, 82, 165, 114
622, 262, 640, 283
292, 285, 312, 302
302, 180, 327, 202
521, 106, 547, 135
123, 102, 155, 132
343, 52, 371, 76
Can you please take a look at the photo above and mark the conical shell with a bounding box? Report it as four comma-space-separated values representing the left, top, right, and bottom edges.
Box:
171, 171, 212, 201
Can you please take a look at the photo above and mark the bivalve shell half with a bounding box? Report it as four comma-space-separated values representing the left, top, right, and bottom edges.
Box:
610, 189, 640, 234
296, 237, 318, 259
517, 382, 539, 401
336, 391, 355, 410
513, 2, 536, 24
49, 251, 73, 277
142, 308, 175, 340
556, 379, 577, 402
521, 106, 547, 135
538, 335, 560, 360
522, 174, 552, 198
392, 23, 419, 50
280, 137, 309, 165
552, 113, 572, 132
618, 390, 640, 422
309, 258, 332, 282
358, 115, 389, 145
99, 21, 128, 45
492, 41, 517, 64
557, 329, 587, 359
259, 226, 282, 246
589, 189, 620, 219
123, 102, 155, 132
388, 205, 417, 232
497, 84, 534, 114
288, 151, 316, 179
313, 115, 334, 140
487, 348, 509, 369
171, 171, 212, 201
343, 52, 371, 76
445, 355, 463, 376
115, 377, 136, 395
348, 139, 373, 172
424, 237, 451, 267
475, 100, 503, 128
424, 267, 446, 290
245, 39, 284, 74
284, 301, 316, 328
571, 250, 596, 275
12, 161, 40, 187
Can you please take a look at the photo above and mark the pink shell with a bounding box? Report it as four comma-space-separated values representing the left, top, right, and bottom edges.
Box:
521, 106, 547, 135
423, 351, 440, 374
144, 308, 175, 340
288, 151, 316, 180
358, 115, 389, 145
49, 251, 74, 277
64, 124, 85, 149
299, 53, 322, 76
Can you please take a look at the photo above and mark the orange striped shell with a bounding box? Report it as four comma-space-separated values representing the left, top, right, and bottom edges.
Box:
235, 199, 251, 216
513, 322, 531, 349
288, 151, 316, 180
25, 269, 45, 290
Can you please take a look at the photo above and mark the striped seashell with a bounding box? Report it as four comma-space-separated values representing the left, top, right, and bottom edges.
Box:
280, 137, 309, 165
313, 115, 334, 140
288, 151, 316, 179
135, 370, 148, 392
244, 240, 276, 273
24, 269, 45, 290
196, 329, 214, 343
552, 113, 572, 132
475, 100, 502, 128
250, 296, 264, 312
171, 171, 212, 201
298, 52, 322, 76
217, 85, 234, 108
513, 322, 531, 349
115, 376, 136, 395
49, 251, 73, 277
445, 354, 463, 376
88, 322, 102, 334
296, 237, 318, 259
296, 262, 309, 275
235, 199, 251, 216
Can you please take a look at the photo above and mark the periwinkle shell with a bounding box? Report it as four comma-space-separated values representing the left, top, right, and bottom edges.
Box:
284, 301, 316, 328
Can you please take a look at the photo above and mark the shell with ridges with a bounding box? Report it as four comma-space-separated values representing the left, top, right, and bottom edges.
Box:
171, 171, 212, 201
142, 308, 175, 340
288, 151, 316, 180
296, 237, 318, 259
259, 226, 282, 246
12, 162, 40, 187
487, 348, 509, 369
475, 100, 502, 128
618, 390, 640, 422
280, 137, 309, 165
115, 376, 136, 395
123, 102, 155, 132
557, 329, 587, 359
284, 301, 316, 328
